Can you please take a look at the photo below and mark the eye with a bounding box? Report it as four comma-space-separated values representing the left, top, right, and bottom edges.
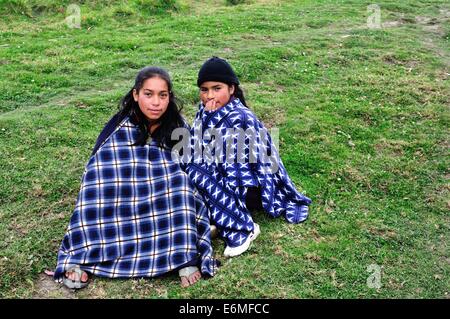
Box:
214, 87, 221, 91
160, 93, 168, 98
200, 88, 208, 93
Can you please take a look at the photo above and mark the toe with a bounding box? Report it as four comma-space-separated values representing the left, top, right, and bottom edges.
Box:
193, 275, 200, 284
180, 276, 189, 288
81, 271, 89, 283
189, 271, 201, 285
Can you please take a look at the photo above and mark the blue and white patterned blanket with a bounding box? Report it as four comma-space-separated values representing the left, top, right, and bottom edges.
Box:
54, 116, 217, 279
184, 98, 312, 247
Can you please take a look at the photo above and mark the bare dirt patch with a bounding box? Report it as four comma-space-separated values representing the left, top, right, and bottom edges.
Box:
33, 273, 75, 299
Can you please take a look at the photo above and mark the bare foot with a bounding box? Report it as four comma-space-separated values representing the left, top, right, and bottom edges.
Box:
65, 269, 89, 283
180, 270, 202, 288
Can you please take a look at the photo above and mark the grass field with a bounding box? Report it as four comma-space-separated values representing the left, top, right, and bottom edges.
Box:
0, 0, 448, 298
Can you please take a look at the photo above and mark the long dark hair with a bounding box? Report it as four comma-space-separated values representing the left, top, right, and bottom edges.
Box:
118, 66, 185, 148
231, 83, 248, 108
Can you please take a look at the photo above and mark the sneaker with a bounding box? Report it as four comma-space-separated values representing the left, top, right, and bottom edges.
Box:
223, 223, 261, 258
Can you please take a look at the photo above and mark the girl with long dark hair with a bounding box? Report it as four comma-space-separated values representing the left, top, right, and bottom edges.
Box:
53, 66, 218, 289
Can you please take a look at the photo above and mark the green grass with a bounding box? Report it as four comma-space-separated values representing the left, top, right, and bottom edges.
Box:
0, 0, 449, 298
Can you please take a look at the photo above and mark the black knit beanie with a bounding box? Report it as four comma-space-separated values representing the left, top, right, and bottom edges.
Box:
197, 56, 240, 87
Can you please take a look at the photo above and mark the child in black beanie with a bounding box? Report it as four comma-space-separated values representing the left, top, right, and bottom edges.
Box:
184, 57, 312, 258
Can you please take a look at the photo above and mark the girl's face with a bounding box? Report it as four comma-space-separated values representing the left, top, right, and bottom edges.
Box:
133, 77, 170, 121
199, 81, 235, 110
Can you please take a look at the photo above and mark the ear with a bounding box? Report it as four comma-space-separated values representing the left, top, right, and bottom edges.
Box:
132, 89, 139, 102
229, 84, 235, 96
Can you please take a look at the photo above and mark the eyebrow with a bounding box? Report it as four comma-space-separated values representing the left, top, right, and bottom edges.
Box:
201, 85, 223, 89
143, 89, 168, 93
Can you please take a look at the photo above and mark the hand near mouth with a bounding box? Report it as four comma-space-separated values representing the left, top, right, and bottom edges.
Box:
205, 100, 218, 111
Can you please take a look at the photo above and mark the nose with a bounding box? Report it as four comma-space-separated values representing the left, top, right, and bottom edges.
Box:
150, 95, 160, 106
207, 89, 214, 100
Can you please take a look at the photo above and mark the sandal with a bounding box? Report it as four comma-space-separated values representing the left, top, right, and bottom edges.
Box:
179, 266, 200, 287
63, 265, 89, 289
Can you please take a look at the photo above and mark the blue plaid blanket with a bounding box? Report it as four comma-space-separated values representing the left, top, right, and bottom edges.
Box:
54, 116, 217, 280
184, 98, 312, 248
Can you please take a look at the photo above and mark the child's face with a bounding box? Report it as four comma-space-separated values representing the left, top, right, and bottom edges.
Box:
133, 77, 170, 121
199, 81, 234, 110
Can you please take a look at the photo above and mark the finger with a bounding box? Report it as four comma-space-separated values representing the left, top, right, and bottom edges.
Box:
206, 100, 216, 110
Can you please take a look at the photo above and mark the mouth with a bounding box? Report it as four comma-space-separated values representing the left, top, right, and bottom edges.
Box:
147, 109, 161, 115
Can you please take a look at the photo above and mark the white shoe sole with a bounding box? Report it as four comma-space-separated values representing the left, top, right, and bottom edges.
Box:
223, 223, 261, 258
